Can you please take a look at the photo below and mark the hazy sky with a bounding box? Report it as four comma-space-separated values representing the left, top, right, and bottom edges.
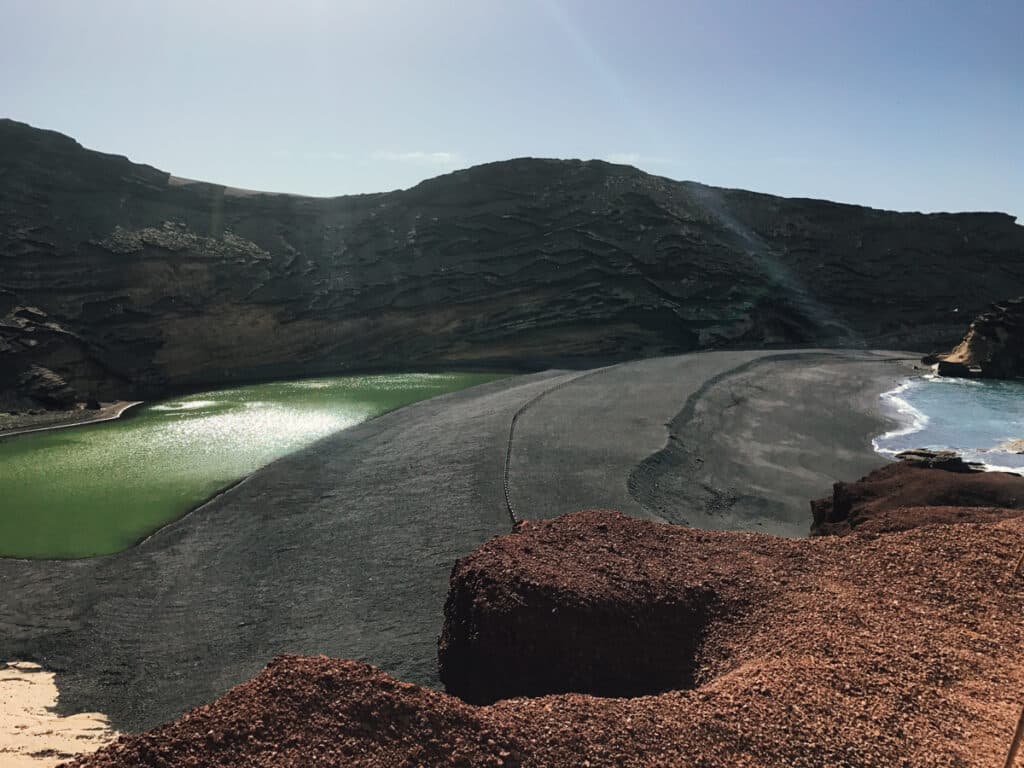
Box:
2, 0, 1021, 217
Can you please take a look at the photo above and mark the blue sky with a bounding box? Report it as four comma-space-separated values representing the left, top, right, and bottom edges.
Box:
2, 0, 1021, 217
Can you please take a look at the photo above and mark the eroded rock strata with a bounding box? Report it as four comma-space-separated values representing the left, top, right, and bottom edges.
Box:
809, 456, 1024, 535
936, 296, 1024, 378
71, 509, 1024, 767
4, 118, 1024, 408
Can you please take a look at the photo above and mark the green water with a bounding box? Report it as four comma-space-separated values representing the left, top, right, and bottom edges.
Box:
0, 372, 500, 559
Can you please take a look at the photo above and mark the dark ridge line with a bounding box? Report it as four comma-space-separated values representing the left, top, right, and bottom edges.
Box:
625, 350, 917, 523
502, 365, 618, 526
625, 353, 801, 524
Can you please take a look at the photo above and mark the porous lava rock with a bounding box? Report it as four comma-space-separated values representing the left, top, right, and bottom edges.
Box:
937, 297, 1024, 378
4, 118, 1024, 405
68, 510, 1024, 767
810, 458, 1024, 535
439, 512, 720, 703
62, 655, 524, 768
827, 504, 1023, 535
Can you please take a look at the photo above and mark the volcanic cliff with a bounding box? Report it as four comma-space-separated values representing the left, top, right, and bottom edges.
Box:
3, 118, 1024, 407
934, 296, 1024, 378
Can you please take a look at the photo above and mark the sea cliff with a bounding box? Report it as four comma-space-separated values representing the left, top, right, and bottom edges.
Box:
4, 118, 1023, 410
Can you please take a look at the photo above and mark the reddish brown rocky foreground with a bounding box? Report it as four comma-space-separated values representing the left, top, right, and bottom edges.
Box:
68, 500, 1024, 768
810, 455, 1024, 535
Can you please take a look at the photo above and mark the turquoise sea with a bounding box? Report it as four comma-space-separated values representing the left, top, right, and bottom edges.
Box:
874, 375, 1024, 473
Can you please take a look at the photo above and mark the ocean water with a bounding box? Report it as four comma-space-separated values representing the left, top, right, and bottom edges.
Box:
874, 375, 1024, 473
0, 372, 501, 558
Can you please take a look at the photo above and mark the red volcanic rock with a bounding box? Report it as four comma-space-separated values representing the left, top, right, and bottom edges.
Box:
439, 512, 719, 703
810, 459, 1024, 535
69, 510, 1024, 767
831, 505, 1023, 535
63, 655, 524, 768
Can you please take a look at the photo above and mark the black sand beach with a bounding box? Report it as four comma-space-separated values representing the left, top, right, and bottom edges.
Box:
630, 352, 919, 536
0, 350, 917, 732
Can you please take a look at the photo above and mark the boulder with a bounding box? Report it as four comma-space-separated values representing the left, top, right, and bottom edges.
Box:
439, 512, 718, 703
810, 456, 1024, 535
893, 448, 982, 471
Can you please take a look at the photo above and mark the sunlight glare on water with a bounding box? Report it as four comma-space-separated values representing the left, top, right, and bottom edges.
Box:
0, 372, 500, 558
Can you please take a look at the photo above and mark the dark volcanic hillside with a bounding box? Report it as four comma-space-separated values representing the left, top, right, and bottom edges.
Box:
2, 118, 1023, 404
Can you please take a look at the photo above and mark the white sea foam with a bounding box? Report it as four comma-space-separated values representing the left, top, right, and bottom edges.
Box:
871, 376, 1024, 475
921, 372, 984, 386
978, 464, 1024, 475
872, 379, 929, 455
956, 448, 1024, 476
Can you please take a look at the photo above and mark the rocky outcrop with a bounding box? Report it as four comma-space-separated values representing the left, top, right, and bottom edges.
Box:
4, 118, 1024, 405
16, 364, 80, 408
810, 454, 1024, 535
439, 513, 719, 703
935, 297, 1024, 378
69, 510, 1024, 767
892, 447, 983, 471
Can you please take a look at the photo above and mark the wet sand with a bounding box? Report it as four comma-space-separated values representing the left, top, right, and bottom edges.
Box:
0, 350, 918, 733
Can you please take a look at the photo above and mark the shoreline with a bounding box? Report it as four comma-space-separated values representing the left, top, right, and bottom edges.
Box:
628, 351, 918, 536
0, 370, 570, 732
0, 401, 144, 440
507, 349, 918, 537
0, 350, 922, 734
872, 376, 930, 449
0, 365, 524, 440
874, 374, 1024, 475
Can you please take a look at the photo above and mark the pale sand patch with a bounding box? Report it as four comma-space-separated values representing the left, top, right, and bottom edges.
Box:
0, 661, 117, 768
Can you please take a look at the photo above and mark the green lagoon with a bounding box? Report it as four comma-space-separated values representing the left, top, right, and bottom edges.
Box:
0, 372, 499, 559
